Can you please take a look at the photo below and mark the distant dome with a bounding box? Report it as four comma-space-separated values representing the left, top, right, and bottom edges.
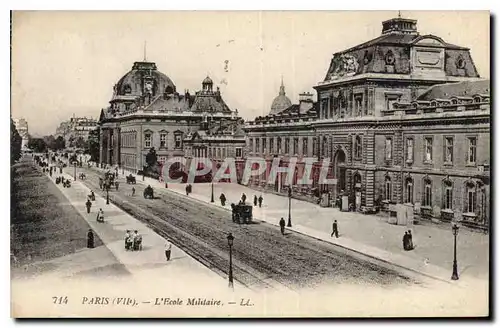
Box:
114, 61, 176, 96
203, 76, 213, 85
270, 79, 292, 114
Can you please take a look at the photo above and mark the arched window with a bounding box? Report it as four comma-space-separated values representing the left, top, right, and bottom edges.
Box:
354, 135, 363, 159
430, 100, 437, 107
384, 175, 392, 201
465, 181, 477, 214
474, 96, 482, 103
423, 177, 432, 207
443, 179, 453, 210
405, 177, 414, 204
451, 98, 458, 105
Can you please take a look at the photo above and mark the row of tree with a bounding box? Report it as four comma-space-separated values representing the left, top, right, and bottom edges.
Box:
11, 118, 22, 164
24, 128, 101, 162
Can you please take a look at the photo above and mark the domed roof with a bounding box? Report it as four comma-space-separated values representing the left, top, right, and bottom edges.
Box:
114, 61, 176, 97
270, 79, 292, 115
202, 76, 213, 85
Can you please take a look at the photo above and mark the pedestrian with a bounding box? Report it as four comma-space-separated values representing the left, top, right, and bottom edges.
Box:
258, 195, 263, 208
87, 229, 94, 249
331, 220, 339, 238
133, 230, 142, 251
407, 230, 414, 250
115, 181, 119, 191
132, 187, 136, 197
97, 208, 104, 223
403, 231, 409, 251
91, 190, 95, 201
241, 193, 247, 204
85, 199, 92, 214
124, 230, 131, 250
165, 240, 172, 261
220, 193, 226, 206
279, 217, 286, 235
253, 195, 258, 206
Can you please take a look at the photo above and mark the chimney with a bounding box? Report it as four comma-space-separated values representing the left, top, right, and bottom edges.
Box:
299, 92, 314, 113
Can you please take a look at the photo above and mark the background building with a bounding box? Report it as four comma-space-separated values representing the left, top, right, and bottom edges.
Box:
14, 118, 29, 150
55, 115, 98, 146
98, 60, 242, 174
245, 16, 490, 230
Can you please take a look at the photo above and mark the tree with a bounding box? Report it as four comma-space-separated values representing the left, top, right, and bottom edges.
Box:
43, 135, 56, 150
54, 136, 66, 150
75, 136, 86, 149
11, 119, 22, 164
28, 138, 47, 153
85, 128, 100, 162
145, 147, 158, 167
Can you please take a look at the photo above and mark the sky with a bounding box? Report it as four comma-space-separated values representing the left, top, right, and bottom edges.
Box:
11, 11, 490, 136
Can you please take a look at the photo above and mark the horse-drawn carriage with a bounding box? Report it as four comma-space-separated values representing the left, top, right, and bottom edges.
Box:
231, 203, 253, 224
126, 174, 136, 184
100, 172, 116, 190
143, 185, 154, 199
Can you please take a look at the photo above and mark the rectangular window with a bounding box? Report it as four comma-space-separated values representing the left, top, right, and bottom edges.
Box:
467, 137, 477, 164
284, 138, 290, 154
467, 189, 476, 213
249, 138, 254, 153
423, 182, 432, 207
158, 156, 167, 165
293, 138, 299, 155
406, 182, 413, 204
406, 138, 414, 162
444, 137, 453, 164
256, 138, 260, 153
236, 148, 242, 158
385, 137, 392, 161
269, 139, 274, 153
385, 179, 392, 201
386, 95, 401, 110
322, 98, 329, 119
312, 137, 317, 156
160, 133, 167, 148
444, 187, 453, 209
302, 138, 308, 156
217, 148, 221, 158
354, 94, 363, 116
424, 137, 433, 162
262, 138, 267, 153
144, 133, 152, 148
174, 134, 182, 149
277, 138, 282, 153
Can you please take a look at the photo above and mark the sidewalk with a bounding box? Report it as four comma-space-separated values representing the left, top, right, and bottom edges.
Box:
108, 167, 489, 285
53, 169, 245, 293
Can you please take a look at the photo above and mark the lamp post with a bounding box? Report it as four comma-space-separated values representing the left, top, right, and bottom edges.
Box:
73, 161, 77, 181
211, 182, 215, 203
227, 233, 234, 288
451, 224, 459, 280
287, 187, 292, 227
106, 187, 110, 205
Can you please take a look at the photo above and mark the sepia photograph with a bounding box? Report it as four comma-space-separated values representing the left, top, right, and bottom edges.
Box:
9, 9, 490, 318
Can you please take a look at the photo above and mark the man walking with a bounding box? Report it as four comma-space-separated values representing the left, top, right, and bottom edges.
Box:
87, 229, 94, 249
253, 195, 258, 206
132, 187, 135, 197
85, 199, 92, 214
279, 217, 286, 235
407, 230, 414, 250
403, 231, 409, 251
258, 195, 263, 208
331, 220, 339, 238
165, 240, 172, 261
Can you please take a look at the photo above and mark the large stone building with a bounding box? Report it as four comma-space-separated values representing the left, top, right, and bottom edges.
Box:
55, 115, 98, 146
98, 60, 242, 174
245, 16, 490, 229
14, 118, 29, 150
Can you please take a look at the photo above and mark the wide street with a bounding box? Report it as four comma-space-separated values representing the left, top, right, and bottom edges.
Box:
71, 164, 429, 290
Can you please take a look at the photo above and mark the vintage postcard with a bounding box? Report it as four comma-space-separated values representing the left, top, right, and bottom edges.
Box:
10, 10, 490, 318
